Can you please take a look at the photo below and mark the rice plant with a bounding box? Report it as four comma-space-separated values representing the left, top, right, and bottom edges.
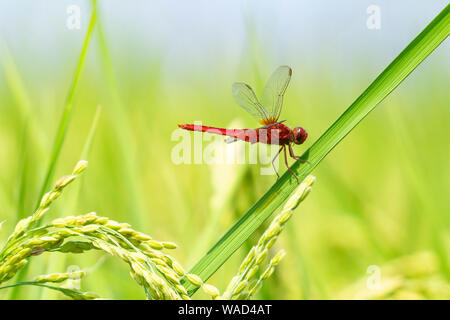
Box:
0, 162, 315, 299
0, 2, 448, 300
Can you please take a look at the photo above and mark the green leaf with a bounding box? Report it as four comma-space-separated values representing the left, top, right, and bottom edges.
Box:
0, 281, 99, 300
183, 4, 450, 296
35, 2, 97, 209
8, 2, 98, 300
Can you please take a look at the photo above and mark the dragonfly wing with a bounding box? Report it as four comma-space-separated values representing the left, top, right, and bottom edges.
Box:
232, 82, 270, 124
260, 66, 292, 124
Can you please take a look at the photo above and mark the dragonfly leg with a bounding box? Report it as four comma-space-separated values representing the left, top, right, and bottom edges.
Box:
288, 144, 310, 164
272, 146, 283, 179
284, 145, 299, 184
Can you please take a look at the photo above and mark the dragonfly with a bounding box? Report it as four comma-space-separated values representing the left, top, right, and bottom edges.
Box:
178, 65, 308, 182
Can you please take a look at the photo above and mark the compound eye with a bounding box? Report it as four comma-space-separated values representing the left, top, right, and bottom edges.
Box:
295, 127, 307, 144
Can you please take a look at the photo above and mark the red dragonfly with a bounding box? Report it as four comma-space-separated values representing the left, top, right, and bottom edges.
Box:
178, 66, 308, 182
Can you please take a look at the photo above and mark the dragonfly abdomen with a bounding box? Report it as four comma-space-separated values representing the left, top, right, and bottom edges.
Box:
178, 124, 292, 145
178, 124, 242, 134
178, 124, 248, 139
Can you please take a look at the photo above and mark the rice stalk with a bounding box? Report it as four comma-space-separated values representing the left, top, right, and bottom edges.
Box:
0, 281, 100, 300
220, 175, 315, 300
0, 162, 196, 299
33, 270, 86, 284
1, 159, 305, 299
183, 175, 315, 300
9, 2, 99, 299
36, 3, 97, 209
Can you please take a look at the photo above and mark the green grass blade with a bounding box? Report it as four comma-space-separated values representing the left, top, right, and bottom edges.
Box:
95, 9, 147, 228
183, 4, 450, 296
8, 3, 98, 299
35, 4, 97, 209
15, 124, 30, 221
81, 105, 102, 160
0, 44, 43, 221
39, 105, 102, 299
0, 43, 46, 150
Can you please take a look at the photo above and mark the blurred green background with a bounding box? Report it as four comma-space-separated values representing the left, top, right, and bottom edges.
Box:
0, 0, 449, 299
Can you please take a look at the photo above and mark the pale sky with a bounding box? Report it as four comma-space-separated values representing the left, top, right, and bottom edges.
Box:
0, 1, 448, 84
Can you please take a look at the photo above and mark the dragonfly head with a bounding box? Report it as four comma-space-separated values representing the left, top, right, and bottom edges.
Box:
293, 127, 308, 145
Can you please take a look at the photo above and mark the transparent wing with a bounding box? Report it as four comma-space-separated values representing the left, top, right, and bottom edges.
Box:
259, 66, 292, 124
232, 82, 270, 124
